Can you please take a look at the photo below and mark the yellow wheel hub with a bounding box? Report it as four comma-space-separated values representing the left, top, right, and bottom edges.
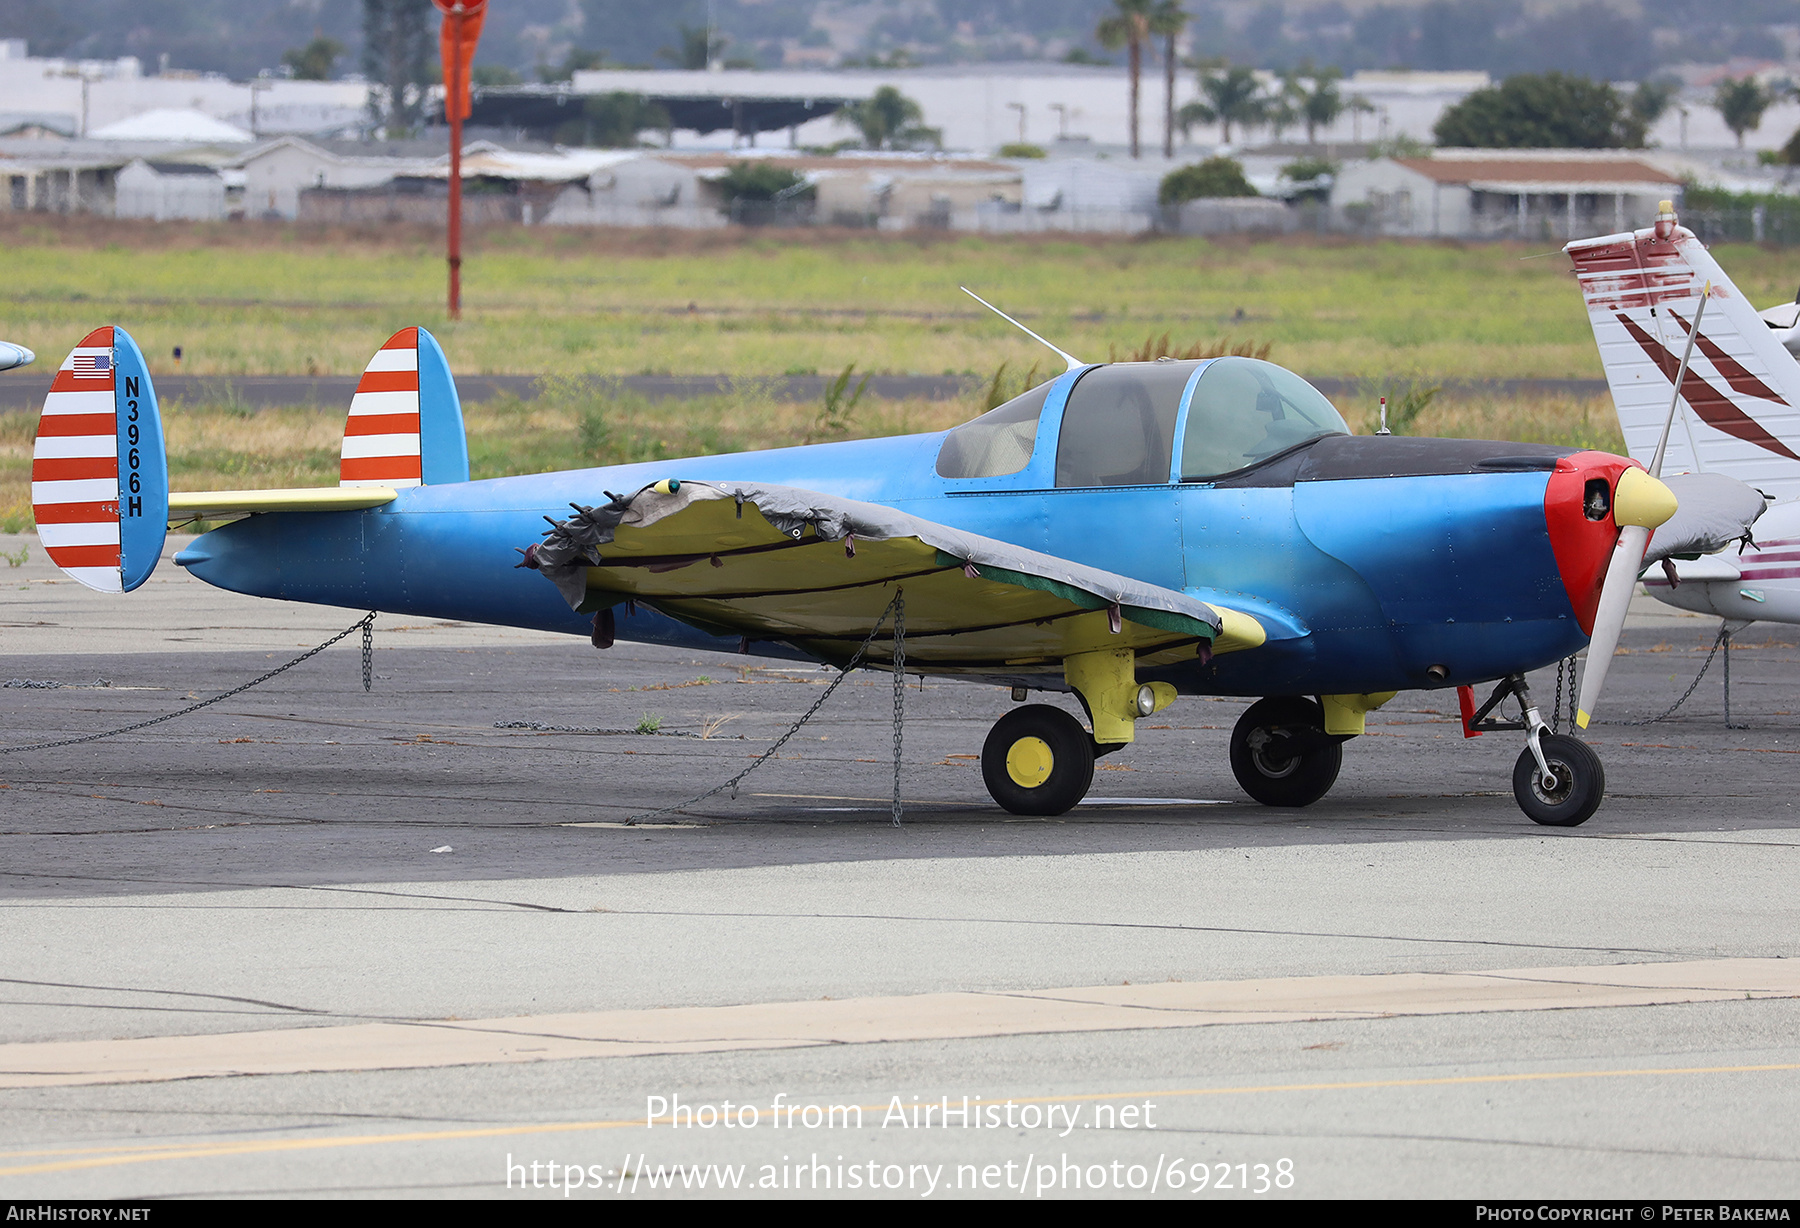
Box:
1005, 736, 1054, 788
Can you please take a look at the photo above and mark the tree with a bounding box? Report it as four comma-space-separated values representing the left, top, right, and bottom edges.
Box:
839, 85, 939, 150
1097, 0, 1155, 160
282, 36, 345, 81
661, 23, 720, 70
716, 162, 814, 203
1716, 77, 1775, 149
1150, 2, 1188, 160
1431, 72, 1644, 149
1630, 78, 1679, 130
1291, 63, 1345, 145
362, 0, 433, 138
539, 48, 608, 84
1178, 63, 1266, 146
1159, 156, 1258, 204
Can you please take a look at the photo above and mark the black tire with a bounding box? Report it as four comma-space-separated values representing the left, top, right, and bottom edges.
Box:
1512, 733, 1605, 827
981, 705, 1096, 816
1229, 696, 1342, 808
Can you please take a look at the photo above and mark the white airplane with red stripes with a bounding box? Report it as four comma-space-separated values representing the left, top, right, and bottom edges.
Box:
1568, 202, 1800, 628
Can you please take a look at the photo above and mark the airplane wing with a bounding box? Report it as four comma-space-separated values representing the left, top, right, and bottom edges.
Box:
1646, 472, 1768, 565
528, 480, 1266, 675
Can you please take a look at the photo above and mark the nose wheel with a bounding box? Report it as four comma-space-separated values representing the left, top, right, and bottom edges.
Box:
1466, 673, 1607, 827
1512, 733, 1605, 826
981, 704, 1095, 816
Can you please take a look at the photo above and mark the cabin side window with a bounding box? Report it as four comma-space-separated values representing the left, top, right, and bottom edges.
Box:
1179, 358, 1348, 481
1054, 361, 1199, 488
935, 380, 1054, 480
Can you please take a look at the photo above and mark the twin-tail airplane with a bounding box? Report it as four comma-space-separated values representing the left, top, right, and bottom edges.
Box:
27, 276, 1764, 827
1569, 201, 1800, 632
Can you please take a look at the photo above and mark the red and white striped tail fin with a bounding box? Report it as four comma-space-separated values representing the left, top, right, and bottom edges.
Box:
1567, 208, 1800, 504
32, 327, 123, 592
341, 327, 424, 488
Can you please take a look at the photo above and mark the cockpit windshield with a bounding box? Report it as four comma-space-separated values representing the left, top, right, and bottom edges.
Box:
1179, 357, 1347, 481
935, 379, 1054, 480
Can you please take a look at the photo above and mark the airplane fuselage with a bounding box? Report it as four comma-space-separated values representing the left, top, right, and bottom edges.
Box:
177, 425, 1626, 699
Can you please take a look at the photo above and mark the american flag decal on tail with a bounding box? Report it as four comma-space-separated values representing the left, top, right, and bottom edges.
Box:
341, 327, 425, 488
32, 327, 122, 592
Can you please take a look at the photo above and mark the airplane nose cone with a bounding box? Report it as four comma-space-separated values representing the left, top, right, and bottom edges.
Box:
1613, 466, 1679, 529
0, 342, 35, 372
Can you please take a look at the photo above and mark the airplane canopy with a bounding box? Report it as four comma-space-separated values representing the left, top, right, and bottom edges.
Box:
1179, 358, 1348, 481
935, 357, 1348, 487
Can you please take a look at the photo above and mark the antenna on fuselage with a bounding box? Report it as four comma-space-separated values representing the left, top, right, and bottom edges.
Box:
960, 286, 1084, 372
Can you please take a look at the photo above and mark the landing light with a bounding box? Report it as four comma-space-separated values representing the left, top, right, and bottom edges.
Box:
1135, 684, 1158, 716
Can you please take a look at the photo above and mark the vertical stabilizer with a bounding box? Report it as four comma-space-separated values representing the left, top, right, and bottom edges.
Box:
30, 326, 168, 592
1567, 212, 1800, 502
340, 326, 469, 488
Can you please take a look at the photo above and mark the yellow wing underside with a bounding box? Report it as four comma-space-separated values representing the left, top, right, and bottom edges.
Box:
168, 488, 397, 519
575, 495, 1262, 675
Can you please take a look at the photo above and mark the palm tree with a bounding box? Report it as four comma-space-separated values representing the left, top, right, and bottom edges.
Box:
1151, 2, 1188, 159
840, 85, 937, 150
1097, 0, 1156, 159
1178, 62, 1265, 146
1715, 76, 1775, 149
1291, 63, 1345, 145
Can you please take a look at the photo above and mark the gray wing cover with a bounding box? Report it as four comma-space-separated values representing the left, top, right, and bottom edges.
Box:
1646, 472, 1769, 565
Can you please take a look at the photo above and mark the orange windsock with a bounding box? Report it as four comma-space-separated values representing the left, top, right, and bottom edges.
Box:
431, 0, 488, 122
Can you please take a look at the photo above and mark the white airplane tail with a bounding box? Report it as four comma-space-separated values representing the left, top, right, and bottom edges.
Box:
1566, 204, 1800, 503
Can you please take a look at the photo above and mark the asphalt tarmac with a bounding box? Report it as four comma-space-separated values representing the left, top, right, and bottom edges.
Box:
1, 534, 1797, 1200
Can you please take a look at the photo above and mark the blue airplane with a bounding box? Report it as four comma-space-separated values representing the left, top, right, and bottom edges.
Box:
28, 309, 1760, 827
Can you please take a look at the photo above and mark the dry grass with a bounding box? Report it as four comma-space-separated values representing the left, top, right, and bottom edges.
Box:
3, 215, 1746, 381
1352, 393, 1626, 453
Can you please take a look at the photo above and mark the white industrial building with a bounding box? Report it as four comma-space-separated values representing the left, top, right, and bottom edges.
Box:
0, 40, 366, 139
1331, 150, 1686, 240
0, 136, 242, 216
568, 66, 1492, 156
114, 158, 231, 221
237, 136, 447, 220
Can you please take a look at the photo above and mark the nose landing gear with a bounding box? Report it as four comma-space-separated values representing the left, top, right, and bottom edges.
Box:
1464, 673, 1606, 827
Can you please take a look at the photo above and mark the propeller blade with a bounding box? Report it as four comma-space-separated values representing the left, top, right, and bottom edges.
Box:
1576, 524, 1648, 729
1576, 469, 1680, 728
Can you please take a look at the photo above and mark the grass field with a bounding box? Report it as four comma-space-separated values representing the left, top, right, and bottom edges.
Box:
0, 217, 1672, 531
8, 216, 1796, 382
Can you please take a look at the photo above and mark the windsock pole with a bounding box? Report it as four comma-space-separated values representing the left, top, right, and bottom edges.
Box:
446, 5, 463, 321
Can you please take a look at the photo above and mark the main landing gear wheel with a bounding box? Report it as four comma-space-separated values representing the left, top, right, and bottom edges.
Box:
1512, 734, 1605, 827
1229, 696, 1342, 808
981, 704, 1095, 816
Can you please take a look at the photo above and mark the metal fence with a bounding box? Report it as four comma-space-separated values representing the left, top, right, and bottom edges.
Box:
1682, 204, 1800, 245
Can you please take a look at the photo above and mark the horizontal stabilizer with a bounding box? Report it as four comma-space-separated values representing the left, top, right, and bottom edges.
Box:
169, 487, 398, 518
